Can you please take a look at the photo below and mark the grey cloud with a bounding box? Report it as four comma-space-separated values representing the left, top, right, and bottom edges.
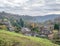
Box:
0, 0, 60, 16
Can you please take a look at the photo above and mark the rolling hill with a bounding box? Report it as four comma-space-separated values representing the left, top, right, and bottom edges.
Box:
0, 30, 59, 46
0, 11, 60, 23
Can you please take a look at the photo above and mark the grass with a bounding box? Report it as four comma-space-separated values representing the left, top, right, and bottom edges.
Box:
0, 30, 59, 46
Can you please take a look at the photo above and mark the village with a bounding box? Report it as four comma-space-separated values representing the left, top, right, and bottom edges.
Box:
0, 17, 60, 41
0, 11, 60, 45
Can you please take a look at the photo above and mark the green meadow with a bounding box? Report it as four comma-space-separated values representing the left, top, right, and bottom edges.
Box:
0, 30, 59, 46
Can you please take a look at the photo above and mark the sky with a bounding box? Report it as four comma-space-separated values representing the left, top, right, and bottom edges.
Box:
0, 0, 60, 16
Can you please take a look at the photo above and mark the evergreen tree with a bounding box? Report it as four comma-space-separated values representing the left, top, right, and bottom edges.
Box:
19, 18, 24, 27
54, 24, 59, 30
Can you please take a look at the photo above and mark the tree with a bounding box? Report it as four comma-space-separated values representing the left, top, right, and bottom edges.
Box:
32, 27, 39, 33
54, 24, 59, 30
19, 18, 24, 27
14, 26, 21, 33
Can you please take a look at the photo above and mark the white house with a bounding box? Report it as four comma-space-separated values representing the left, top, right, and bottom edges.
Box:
21, 27, 31, 36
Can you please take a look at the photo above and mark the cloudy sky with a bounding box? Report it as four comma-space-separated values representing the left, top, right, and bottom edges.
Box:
0, 0, 60, 16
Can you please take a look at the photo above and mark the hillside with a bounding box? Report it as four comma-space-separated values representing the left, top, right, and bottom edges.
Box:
0, 12, 60, 23
0, 30, 59, 46
33, 14, 60, 22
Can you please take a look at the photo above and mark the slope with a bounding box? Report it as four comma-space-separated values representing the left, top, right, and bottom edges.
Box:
0, 30, 59, 46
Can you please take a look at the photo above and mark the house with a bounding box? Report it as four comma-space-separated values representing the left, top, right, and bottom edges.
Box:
21, 27, 32, 36
21, 27, 39, 37
3, 19, 14, 31
0, 19, 14, 31
39, 26, 54, 39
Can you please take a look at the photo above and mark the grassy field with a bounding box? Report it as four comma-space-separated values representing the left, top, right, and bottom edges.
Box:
0, 30, 59, 46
